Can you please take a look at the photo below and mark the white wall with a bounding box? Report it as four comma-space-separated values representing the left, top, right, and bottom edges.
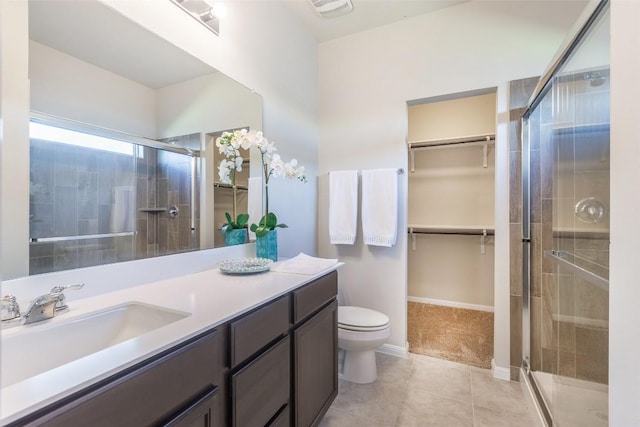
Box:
609, 0, 640, 424
317, 0, 586, 360
30, 41, 156, 137
155, 72, 262, 139
0, 0, 30, 279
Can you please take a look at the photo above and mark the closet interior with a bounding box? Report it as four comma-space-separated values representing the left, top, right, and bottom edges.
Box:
407, 89, 496, 368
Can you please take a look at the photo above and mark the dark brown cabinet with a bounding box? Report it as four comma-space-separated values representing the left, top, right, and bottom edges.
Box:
290, 269, 339, 427
293, 301, 338, 427
11, 271, 339, 427
164, 387, 219, 427
17, 329, 221, 427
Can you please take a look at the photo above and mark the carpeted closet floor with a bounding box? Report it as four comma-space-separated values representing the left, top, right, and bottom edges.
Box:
407, 301, 494, 369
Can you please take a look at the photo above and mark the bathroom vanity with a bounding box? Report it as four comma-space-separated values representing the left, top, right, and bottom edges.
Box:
1, 267, 338, 427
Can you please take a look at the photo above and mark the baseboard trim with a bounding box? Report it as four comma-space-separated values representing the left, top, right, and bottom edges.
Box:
491, 359, 511, 381
408, 296, 494, 313
377, 343, 408, 358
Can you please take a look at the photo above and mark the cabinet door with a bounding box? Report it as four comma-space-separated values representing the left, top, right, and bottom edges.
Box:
163, 387, 218, 427
293, 300, 338, 427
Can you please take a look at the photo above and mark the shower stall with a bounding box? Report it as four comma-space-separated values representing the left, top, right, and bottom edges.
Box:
28, 117, 200, 275
521, 1, 610, 426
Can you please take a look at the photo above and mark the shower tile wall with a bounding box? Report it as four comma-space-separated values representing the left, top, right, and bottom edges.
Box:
29, 139, 135, 274
30, 135, 199, 275
136, 143, 198, 259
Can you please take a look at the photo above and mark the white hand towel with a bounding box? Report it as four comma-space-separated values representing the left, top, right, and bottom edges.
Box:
329, 170, 358, 245
271, 253, 339, 275
362, 169, 398, 247
247, 177, 263, 241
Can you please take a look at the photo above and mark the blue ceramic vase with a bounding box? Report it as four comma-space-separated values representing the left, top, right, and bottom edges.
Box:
224, 228, 247, 246
256, 229, 277, 261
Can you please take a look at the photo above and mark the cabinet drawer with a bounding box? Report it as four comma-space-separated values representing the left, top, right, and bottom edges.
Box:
268, 404, 290, 427
229, 295, 289, 367
27, 329, 219, 427
293, 271, 337, 324
231, 336, 290, 427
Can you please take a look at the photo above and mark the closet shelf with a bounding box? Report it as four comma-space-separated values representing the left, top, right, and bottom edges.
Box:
544, 250, 609, 291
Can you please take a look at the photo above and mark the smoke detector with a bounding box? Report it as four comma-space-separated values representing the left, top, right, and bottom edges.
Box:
308, 0, 353, 18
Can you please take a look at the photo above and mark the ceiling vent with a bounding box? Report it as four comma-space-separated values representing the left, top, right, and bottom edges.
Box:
308, 0, 353, 18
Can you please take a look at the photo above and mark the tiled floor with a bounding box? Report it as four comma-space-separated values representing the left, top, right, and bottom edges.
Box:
319, 352, 541, 427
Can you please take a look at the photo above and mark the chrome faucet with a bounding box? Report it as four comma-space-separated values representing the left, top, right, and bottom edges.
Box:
1, 295, 21, 321
2, 283, 85, 326
23, 293, 64, 325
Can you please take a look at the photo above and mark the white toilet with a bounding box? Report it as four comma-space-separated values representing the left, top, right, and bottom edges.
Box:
338, 306, 391, 384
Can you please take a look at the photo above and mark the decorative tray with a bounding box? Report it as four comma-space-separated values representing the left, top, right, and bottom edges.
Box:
218, 257, 273, 275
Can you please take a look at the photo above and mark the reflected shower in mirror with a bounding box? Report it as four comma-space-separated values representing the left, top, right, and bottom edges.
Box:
29, 120, 200, 275
3, 0, 262, 279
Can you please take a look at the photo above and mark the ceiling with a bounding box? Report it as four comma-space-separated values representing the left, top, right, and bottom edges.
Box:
283, 0, 469, 42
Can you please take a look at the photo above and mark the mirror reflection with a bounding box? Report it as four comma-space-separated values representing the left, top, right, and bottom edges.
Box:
14, 0, 262, 278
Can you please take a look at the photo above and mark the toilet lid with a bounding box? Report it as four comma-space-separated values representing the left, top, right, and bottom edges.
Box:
338, 306, 390, 331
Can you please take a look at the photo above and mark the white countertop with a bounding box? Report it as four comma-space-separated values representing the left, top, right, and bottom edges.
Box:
0, 263, 340, 425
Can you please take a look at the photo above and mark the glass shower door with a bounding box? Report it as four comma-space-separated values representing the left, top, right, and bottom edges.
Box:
522, 2, 610, 426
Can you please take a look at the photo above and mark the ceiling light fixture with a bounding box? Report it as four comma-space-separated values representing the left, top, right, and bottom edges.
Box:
308, 0, 353, 18
170, 0, 221, 35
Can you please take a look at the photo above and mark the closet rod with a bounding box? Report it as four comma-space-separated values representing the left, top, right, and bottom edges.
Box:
407, 229, 495, 236
213, 183, 248, 191
326, 168, 405, 175
408, 227, 494, 254
408, 134, 495, 150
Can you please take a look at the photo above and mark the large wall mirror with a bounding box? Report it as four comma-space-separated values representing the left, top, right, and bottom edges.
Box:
6, 0, 262, 279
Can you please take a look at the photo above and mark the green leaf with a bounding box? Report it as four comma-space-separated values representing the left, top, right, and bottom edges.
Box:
265, 212, 277, 228
225, 212, 233, 225
236, 213, 249, 228
255, 226, 270, 237
250, 223, 258, 232
276, 223, 288, 229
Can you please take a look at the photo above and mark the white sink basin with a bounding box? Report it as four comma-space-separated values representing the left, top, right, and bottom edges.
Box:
0, 302, 190, 388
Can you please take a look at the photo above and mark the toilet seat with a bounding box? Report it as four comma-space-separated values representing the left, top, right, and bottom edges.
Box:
338, 306, 390, 332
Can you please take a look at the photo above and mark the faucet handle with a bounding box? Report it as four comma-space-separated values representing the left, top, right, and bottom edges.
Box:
50, 283, 85, 294
50, 283, 85, 312
1, 295, 21, 321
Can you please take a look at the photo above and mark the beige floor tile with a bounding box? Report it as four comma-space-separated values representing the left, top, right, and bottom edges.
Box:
472, 405, 539, 427
377, 352, 415, 385
396, 390, 474, 427
331, 378, 406, 426
408, 356, 472, 403
319, 406, 389, 427
471, 372, 531, 416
